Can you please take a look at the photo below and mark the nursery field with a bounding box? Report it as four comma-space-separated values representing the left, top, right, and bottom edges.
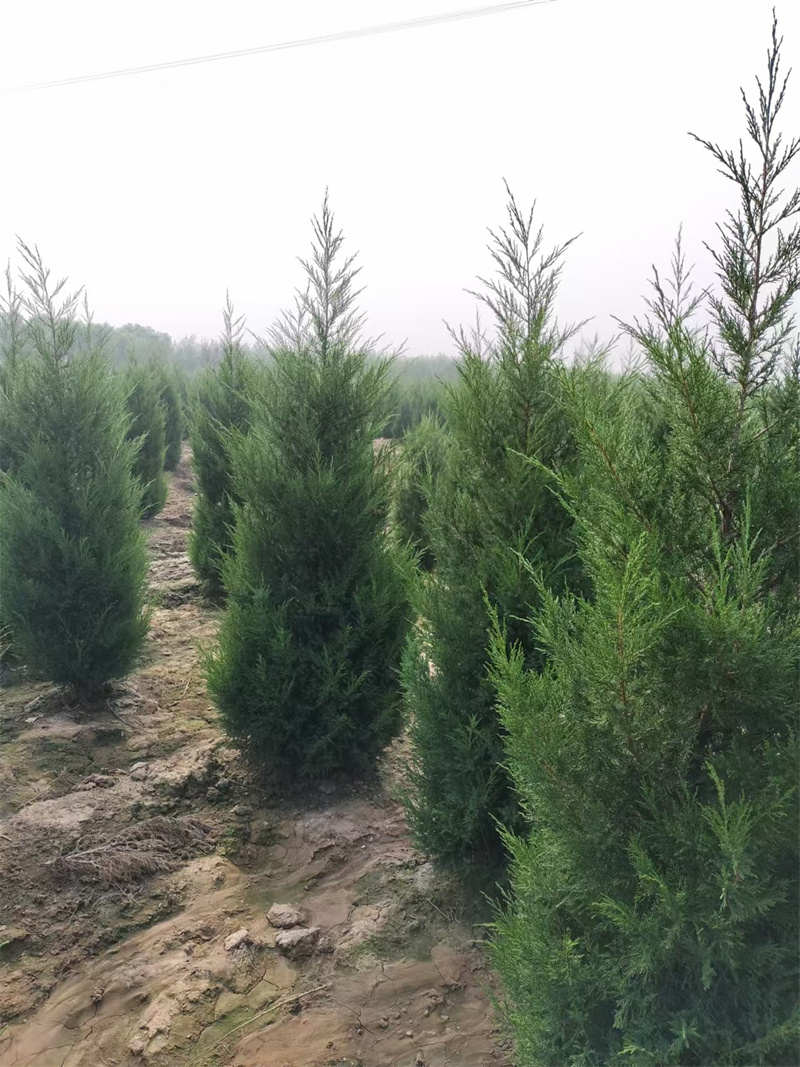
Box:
1, 14, 798, 1064
0, 452, 510, 1067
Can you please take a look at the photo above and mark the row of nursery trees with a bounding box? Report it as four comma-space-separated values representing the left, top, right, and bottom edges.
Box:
0, 256, 185, 683
1, 21, 797, 1064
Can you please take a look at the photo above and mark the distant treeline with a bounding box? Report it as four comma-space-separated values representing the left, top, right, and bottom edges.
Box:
92, 323, 231, 375
0, 313, 458, 440
48, 320, 459, 438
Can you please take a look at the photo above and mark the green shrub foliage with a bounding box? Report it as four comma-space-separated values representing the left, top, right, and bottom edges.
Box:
153, 361, 183, 470
188, 295, 254, 599
390, 413, 449, 570
123, 362, 167, 517
383, 377, 448, 438
402, 190, 584, 869
0, 265, 30, 475
207, 197, 411, 781
491, 20, 800, 1064
0, 243, 148, 694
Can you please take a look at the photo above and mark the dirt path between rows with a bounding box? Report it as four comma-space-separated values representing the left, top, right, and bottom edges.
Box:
0, 451, 512, 1067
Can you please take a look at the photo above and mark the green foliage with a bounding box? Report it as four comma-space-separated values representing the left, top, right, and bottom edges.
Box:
122, 362, 167, 517
1, 265, 32, 670
207, 196, 410, 782
0, 243, 148, 695
402, 189, 584, 869
152, 361, 183, 470
188, 295, 255, 599
491, 523, 799, 1066
384, 378, 447, 438
491, 20, 800, 1064
390, 413, 449, 570
0, 264, 27, 415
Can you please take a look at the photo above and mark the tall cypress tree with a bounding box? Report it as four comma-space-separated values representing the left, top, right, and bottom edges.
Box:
390, 413, 449, 572
0, 264, 27, 672
402, 190, 583, 869
0, 264, 26, 413
491, 18, 800, 1063
207, 196, 410, 781
0, 243, 148, 696
152, 360, 183, 471
188, 295, 254, 600
123, 361, 167, 517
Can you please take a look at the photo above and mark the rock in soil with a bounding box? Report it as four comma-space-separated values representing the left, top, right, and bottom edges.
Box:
275, 925, 320, 958
267, 902, 307, 929
224, 927, 251, 952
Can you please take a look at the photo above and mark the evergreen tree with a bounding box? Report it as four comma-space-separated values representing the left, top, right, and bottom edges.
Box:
0, 243, 148, 696
0, 264, 27, 673
0, 264, 29, 473
207, 196, 410, 781
491, 18, 800, 1064
402, 189, 583, 869
0, 264, 25, 401
390, 413, 449, 571
123, 361, 167, 517
188, 295, 254, 599
153, 361, 183, 470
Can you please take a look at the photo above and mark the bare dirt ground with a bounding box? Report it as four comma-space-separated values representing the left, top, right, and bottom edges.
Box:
0, 451, 512, 1067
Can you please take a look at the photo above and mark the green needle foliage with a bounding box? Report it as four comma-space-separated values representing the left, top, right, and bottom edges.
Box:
123, 361, 167, 517
188, 295, 255, 600
0, 265, 25, 412
490, 18, 800, 1064
390, 412, 449, 571
153, 361, 183, 470
402, 188, 585, 870
0, 243, 148, 696
207, 196, 410, 782
491, 519, 799, 1066
0, 265, 28, 672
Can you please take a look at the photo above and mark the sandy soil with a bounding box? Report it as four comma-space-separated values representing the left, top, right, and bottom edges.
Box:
0, 451, 512, 1067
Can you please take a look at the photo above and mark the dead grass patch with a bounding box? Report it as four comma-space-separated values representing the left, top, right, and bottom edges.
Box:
47, 815, 214, 889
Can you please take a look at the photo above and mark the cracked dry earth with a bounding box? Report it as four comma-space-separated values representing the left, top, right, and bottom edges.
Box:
0, 451, 512, 1067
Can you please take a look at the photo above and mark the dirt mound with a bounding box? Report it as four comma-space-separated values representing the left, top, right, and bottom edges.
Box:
0, 450, 511, 1066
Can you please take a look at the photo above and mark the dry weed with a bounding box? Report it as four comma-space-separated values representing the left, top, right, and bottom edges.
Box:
47, 816, 213, 888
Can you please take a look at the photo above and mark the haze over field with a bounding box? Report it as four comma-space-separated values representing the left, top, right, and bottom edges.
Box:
2, 0, 799, 356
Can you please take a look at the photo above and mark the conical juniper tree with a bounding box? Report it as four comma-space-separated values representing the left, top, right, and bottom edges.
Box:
188, 295, 255, 600
490, 17, 800, 1064
402, 189, 584, 870
123, 361, 167, 517
207, 196, 410, 781
0, 243, 148, 696
0, 264, 26, 413
0, 264, 27, 670
153, 361, 183, 470
390, 412, 449, 571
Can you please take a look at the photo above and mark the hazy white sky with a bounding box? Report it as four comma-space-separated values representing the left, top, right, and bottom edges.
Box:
2, 0, 799, 356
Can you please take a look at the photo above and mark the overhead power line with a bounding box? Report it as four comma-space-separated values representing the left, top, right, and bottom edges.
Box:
4, 0, 556, 93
